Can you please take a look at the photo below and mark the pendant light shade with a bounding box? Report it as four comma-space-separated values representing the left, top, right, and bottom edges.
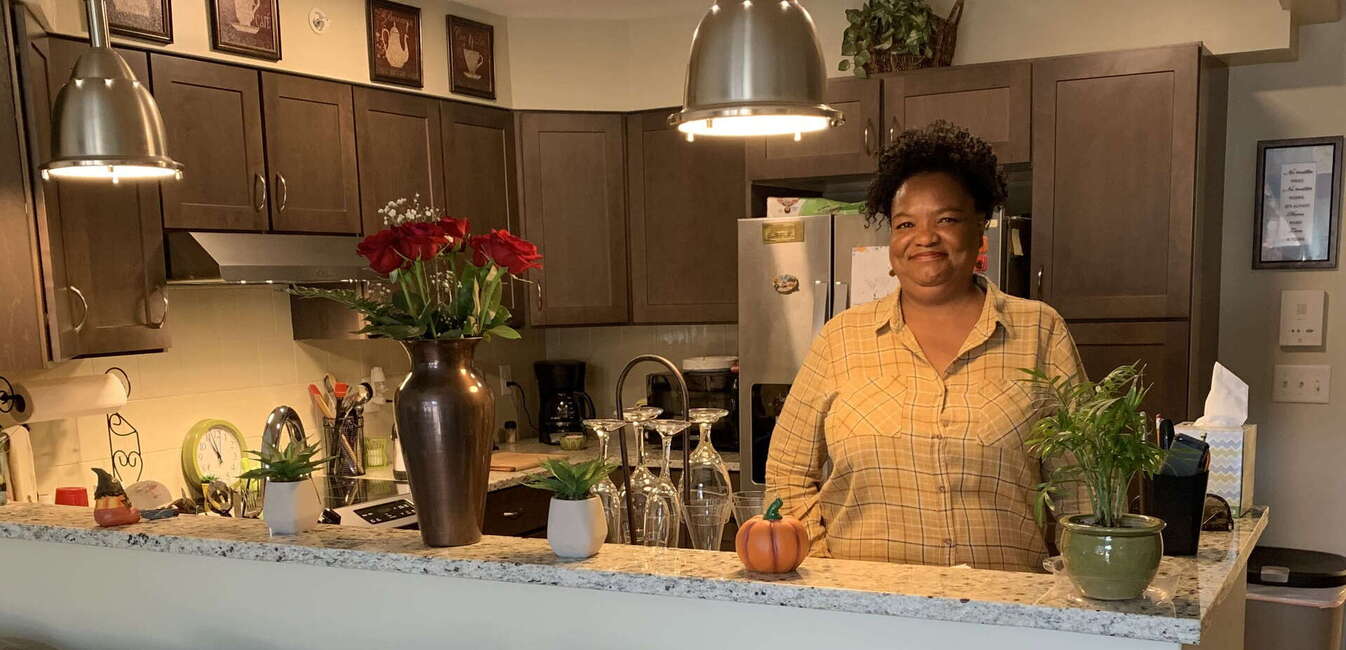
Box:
42, 0, 181, 183
669, 0, 843, 137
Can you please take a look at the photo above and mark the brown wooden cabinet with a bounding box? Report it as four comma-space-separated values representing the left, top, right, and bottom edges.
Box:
518, 112, 629, 326
1070, 320, 1191, 421
152, 55, 267, 232
261, 73, 360, 234
746, 77, 881, 180
883, 61, 1030, 163
353, 87, 446, 235
19, 36, 169, 359
626, 109, 743, 323
1031, 46, 1198, 319
482, 484, 550, 537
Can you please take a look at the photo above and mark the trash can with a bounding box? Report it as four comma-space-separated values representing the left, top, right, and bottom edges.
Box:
1246, 546, 1346, 650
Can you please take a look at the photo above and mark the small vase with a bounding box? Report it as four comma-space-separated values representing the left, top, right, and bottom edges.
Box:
396, 338, 495, 547
547, 496, 606, 559
263, 480, 321, 536
1060, 513, 1166, 600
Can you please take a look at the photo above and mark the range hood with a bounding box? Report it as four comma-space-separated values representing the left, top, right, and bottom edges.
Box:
167, 231, 377, 285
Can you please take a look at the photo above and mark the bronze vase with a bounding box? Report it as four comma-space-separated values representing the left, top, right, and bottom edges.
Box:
395, 338, 494, 547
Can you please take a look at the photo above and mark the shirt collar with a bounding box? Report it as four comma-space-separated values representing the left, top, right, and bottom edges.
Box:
875, 274, 1012, 338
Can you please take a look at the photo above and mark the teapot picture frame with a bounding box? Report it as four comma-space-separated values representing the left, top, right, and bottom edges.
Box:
367, 0, 423, 88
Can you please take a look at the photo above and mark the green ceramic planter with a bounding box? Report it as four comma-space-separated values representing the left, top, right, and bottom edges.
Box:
1060, 513, 1165, 601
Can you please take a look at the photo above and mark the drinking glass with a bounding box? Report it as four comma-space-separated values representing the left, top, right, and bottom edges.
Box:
731, 491, 765, 527
646, 419, 691, 548
681, 493, 732, 551
583, 418, 627, 543
678, 408, 733, 501
642, 498, 675, 548
617, 406, 663, 544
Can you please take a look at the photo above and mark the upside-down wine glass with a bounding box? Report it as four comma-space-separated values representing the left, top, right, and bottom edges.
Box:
646, 418, 692, 548
617, 406, 663, 544
583, 418, 627, 543
677, 408, 733, 501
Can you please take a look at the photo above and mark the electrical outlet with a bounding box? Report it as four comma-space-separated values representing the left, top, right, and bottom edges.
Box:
1272, 364, 1331, 403
498, 364, 513, 394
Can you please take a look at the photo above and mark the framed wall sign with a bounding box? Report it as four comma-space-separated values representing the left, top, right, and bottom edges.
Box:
209, 0, 282, 61
108, 0, 173, 44
447, 15, 495, 100
1253, 136, 1343, 269
367, 0, 423, 88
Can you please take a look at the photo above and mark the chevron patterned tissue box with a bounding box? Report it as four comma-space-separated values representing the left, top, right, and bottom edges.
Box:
1176, 423, 1257, 515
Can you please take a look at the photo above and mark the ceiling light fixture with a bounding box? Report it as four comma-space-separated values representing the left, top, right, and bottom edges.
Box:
669, 0, 842, 138
42, 0, 182, 183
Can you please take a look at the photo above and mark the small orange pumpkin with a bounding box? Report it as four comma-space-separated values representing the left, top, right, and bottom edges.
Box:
735, 498, 809, 573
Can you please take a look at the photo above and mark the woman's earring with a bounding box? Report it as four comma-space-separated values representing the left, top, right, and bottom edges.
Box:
888, 269, 896, 277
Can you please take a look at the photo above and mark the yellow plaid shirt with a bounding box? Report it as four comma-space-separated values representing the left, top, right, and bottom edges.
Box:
765, 276, 1085, 572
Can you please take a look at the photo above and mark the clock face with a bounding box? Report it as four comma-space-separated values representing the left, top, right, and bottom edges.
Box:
196, 425, 244, 484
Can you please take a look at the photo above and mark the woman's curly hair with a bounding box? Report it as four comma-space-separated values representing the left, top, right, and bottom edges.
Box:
864, 121, 1007, 227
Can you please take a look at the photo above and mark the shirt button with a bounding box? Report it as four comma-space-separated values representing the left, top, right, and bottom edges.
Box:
937, 485, 947, 493
932, 434, 943, 441
943, 538, 955, 547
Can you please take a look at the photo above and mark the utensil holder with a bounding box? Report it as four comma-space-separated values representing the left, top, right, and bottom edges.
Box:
323, 415, 365, 477
1145, 470, 1208, 556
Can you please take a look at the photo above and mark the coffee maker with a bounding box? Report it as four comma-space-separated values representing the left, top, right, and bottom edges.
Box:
534, 360, 596, 444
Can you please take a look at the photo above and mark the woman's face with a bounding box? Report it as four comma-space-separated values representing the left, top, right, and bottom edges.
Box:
887, 171, 985, 290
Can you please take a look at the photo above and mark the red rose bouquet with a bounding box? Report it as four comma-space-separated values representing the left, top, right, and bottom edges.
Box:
292, 196, 540, 341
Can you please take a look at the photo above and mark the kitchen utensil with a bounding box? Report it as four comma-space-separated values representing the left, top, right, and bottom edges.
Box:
323, 415, 365, 477
731, 491, 764, 527
309, 384, 335, 419
681, 493, 731, 550
55, 486, 88, 506
488, 452, 554, 472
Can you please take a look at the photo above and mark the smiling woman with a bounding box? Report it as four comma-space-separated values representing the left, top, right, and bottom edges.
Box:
765, 122, 1091, 572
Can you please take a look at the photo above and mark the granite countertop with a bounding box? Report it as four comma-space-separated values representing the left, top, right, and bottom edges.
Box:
0, 503, 1265, 645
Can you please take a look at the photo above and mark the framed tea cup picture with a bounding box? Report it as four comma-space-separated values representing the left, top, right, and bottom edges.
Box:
1253, 136, 1344, 269
448, 15, 495, 100
107, 0, 173, 44
367, 0, 423, 88
209, 0, 282, 60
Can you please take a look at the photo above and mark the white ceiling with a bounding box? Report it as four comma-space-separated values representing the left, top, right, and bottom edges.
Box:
451, 0, 714, 20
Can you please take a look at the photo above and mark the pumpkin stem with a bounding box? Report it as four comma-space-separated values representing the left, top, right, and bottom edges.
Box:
764, 497, 784, 521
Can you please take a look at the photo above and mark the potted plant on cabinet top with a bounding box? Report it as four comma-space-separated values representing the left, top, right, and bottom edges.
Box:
292, 196, 542, 549
525, 457, 617, 559
1023, 362, 1168, 601
239, 439, 329, 536
838, 0, 963, 77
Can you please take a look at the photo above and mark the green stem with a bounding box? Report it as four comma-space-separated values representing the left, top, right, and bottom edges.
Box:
764, 497, 783, 521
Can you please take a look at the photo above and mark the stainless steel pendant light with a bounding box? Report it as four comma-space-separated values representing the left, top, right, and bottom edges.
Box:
669, 0, 842, 138
42, 0, 182, 183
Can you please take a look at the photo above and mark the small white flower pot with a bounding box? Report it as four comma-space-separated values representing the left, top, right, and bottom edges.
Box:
547, 496, 606, 559
263, 480, 321, 536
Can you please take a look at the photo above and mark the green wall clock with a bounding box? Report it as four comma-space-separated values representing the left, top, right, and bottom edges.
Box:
181, 419, 250, 491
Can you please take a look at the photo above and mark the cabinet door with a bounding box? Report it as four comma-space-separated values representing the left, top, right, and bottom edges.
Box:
884, 62, 1030, 163
152, 55, 267, 231
441, 101, 522, 325
627, 109, 743, 323
1032, 47, 1197, 319
1070, 320, 1190, 422
746, 77, 880, 180
518, 112, 628, 325
261, 73, 360, 234
353, 87, 446, 234
30, 40, 169, 358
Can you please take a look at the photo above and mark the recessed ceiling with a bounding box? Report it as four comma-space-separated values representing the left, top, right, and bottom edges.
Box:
451, 0, 713, 20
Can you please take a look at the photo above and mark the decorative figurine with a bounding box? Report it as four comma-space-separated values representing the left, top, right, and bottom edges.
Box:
91, 468, 140, 527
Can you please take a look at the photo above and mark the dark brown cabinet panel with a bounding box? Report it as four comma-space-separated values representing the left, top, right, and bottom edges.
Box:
746, 77, 881, 180
441, 101, 522, 324
1070, 320, 1191, 422
482, 484, 551, 536
152, 55, 267, 231
627, 109, 743, 323
261, 73, 360, 234
353, 87, 446, 235
519, 112, 628, 325
885, 62, 1030, 163
1032, 46, 1197, 319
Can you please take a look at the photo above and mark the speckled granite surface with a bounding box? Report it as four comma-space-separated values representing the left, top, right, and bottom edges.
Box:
0, 503, 1263, 644
484, 440, 741, 492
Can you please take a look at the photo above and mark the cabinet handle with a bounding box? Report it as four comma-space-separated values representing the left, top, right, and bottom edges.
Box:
253, 173, 267, 212
501, 511, 522, 520
276, 173, 288, 213
863, 119, 874, 156
69, 285, 88, 333
888, 116, 898, 144
535, 280, 544, 310
1036, 267, 1045, 299
149, 292, 168, 329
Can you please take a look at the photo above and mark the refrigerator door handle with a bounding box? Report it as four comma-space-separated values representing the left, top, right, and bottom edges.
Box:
832, 281, 850, 317
812, 280, 829, 334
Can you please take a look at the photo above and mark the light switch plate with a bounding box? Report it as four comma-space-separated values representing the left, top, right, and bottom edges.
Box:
1272, 364, 1330, 403
1280, 290, 1326, 346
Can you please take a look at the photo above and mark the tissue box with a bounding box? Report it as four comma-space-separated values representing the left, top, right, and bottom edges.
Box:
1176, 423, 1257, 515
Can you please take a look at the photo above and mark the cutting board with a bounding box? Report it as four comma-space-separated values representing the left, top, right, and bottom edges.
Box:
489, 452, 556, 472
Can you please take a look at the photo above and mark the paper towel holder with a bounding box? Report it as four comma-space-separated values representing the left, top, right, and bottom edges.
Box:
0, 376, 26, 416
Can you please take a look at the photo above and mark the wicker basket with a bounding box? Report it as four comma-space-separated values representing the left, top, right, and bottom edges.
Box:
865, 0, 963, 74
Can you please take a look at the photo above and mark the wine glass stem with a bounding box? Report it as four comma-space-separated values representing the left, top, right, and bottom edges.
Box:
661, 435, 672, 478
635, 425, 646, 465
698, 422, 712, 451
597, 432, 608, 461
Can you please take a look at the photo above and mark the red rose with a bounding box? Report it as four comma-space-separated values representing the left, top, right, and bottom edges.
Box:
356, 229, 406, 275
438, 217, 470, 243
469, 229, 543, 275
392, 222, 449, 262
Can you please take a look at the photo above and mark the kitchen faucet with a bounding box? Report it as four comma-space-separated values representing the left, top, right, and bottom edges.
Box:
239, 405, 316, 518
611, 354, 690, 545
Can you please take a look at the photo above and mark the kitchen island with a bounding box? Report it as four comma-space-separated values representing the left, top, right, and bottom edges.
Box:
0, 503, 1262, 649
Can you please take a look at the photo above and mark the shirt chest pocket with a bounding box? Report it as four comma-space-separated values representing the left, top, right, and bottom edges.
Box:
969, 380, 1038, 448
823, 375, 913, 454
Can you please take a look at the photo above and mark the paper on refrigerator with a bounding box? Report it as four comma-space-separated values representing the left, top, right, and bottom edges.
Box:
851, 245, 898, 305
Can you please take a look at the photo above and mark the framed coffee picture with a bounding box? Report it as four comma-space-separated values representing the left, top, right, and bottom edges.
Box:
209, 0, 282, 61
1253, 136, 1344, 269
447, 15, 495, 100
367, 0, 423, 88
107, 0, 173, 44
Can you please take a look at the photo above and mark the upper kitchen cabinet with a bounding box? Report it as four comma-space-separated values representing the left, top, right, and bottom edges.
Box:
19, 36, 169, 359
746, 77, 881, 180
151, 55, 267, 232
884, 61, 1030, 163
518, 112, 629, 326
261, 73, 360, 234
627, 109, 744, 323
354, 87, 446, 234
1031, 45, 1202, 320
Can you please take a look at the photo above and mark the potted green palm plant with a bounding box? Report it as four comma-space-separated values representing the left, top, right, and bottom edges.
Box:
1023, 362, 1168, 600
239, 439, 329, 536
525, 457, 617, 559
